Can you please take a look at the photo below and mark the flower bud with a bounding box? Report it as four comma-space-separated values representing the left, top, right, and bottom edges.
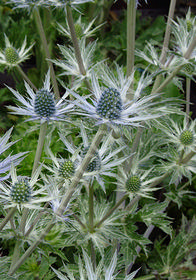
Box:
58, 160, 75, 179
180, 130, 194, 146
10, 179, 31, 204
5, 46, 19, 64
126, 175, 141, 193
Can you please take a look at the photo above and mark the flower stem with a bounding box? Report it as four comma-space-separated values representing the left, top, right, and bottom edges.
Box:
181, 150, 196, 164
89, 182, 94, 233
0, 207, 17, 232
9, 240, 21, 273
16, 65, 37, 92
32, 122, 47, 175
19, 122, 47, 238
66, 5, 86, 76
152, 35, 196, 94
186, 77, 191, 124
8, 125, 107, 275
152, 0, 177, 92
8, 217, 55, 276
95, 194, 128, 228
33, 8, 60, 100
126, 0, 136, 78
56, 124, 107, 217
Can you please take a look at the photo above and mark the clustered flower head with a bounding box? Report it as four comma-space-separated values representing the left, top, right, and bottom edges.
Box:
0, 35, 33, 68
157, 117, 196, 153
7, 70, 74, 123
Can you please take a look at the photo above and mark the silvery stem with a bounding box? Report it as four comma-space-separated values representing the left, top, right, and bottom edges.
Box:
66, 6, 86, 76
126, 0, 136, 78
34, 8, 60, 100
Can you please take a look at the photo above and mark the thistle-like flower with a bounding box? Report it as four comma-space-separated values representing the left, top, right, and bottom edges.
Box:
0, 35, 33, 68
157, 117, 196, 153
171, 8, 196, 57
52, 38, 96, 89
118, 153, 160, 199
158, 146, 196, 185
59, 123, 127, 191
0, 127, 28, 181
44, 143, 77, 186
7, 70, 74, 123
69, 66, 177, 128
0, 165, 49, 210
52, 249, 139, 280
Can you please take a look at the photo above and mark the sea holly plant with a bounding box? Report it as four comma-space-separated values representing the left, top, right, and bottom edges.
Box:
0, 0, 196, 279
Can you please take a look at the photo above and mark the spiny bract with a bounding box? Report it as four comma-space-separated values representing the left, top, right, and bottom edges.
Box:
34, 89, 56, 118
96, 88, 123, 120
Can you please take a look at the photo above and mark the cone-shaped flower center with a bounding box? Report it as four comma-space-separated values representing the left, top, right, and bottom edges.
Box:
96, 88, 122, 120
180, 130, 194, 146
5, 46, 19, 64
34, 89, 56, 118
81, 147, 101, 172
126, 175, 141, 193
10, 179, 31, 204
58, 160, 75, 179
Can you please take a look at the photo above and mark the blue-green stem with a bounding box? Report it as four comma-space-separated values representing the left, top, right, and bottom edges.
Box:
186, 77, 191, 124
152, 0, 177, 92
153, 35, 196, 94
32, 122, 48, 175
20, 122, 48, 231
56, 124, 107, 216
89, 181, 94, 233
8, 124, 107, 276
0, 207, 17, 231
126, 0, 136, 78
88, 181, 96, 269
33, 8, 60, 100
16, 65, 37, 92
95, 194, 128, 228
66, 5, 86, 76
9, 122, 48, 271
